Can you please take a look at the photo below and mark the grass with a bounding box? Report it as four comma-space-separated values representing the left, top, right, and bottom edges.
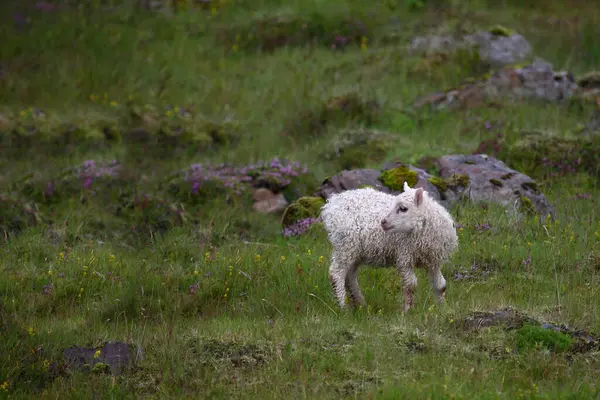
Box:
1, 0, 600, 398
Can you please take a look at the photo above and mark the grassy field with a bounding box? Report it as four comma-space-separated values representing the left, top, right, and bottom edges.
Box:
1, 0, 600, 398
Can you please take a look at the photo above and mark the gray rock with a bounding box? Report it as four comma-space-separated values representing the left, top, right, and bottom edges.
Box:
408, 29, 532, 68
316, 164, 455, 209
63, 341, 136, 375
317, 169, 392, 200
252, 188, 288, 214
486, 58, 578, 102
436, 154, 554, 217
414, 59, 578, 110
465, 31, 532, 68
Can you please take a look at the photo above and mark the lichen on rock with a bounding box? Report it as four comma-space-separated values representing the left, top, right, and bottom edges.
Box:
379, 166, 418, 191
281, 196, 325, 227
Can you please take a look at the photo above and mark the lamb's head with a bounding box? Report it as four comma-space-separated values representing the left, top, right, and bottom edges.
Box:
381, 182, 427, 234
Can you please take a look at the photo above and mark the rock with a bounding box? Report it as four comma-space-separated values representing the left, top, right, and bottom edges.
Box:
463, 307, 538, 331
281, 196, 325, 227
317, 169, 393, 200
380, 161, 451, 204
408, 26, 532, 68
436, 154, 554, 217
63, 341, 135, 375
465, 30, 532, 68
252, 188, 288, 214
577, 71, 600, 91
316, 164, 463, 210
414, 59, 578, 110
486, 58, 577, 102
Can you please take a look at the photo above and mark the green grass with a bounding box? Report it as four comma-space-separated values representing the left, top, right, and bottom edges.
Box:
1, 0, 600, 398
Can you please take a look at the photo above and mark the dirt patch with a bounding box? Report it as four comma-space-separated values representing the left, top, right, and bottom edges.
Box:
463, 307, 539, 331
197, 339, 274, 368
462, 307, 600, 353
452, 257, 500, 281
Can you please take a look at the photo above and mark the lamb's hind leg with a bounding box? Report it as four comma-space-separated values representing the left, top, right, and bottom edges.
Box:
345, 264, 366, 309
328, 253, 350, 309
428, 264, 447, 303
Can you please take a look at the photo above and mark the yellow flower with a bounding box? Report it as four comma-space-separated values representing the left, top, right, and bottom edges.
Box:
28, 327, 35, 336
318, 256, 324, 264
108, 254, 116, 263
307, 249, 312, 255
527, 242, 532, 246
165, 110, 173, 118
194, 270, 199, 276
89, 94, 96, 102
47, 269, 53, 276
110, 100, 118, 107
93, 349, 101, 359
254, 254, 261, 262
42, 359, 50, 370
0, 381, 8, 391
280, 256, 286, 262
232, 44, 239, 52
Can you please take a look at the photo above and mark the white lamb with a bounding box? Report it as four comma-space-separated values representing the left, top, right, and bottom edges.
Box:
320, 182, 459, 312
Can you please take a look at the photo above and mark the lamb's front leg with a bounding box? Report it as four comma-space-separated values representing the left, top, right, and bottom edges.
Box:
328, 253, 350, 310
428, 264, 447, 304
398, 264, 417, 313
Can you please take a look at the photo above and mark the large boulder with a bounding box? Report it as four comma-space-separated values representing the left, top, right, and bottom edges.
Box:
408, 26, 532, 68
485, 58, 578, 102
436, 154, 554, 217
414, 58, 578, 110
316, 169, 394, 200
312, 156, 553, 218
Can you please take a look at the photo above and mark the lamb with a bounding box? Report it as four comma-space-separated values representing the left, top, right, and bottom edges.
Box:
320, 182, 459, 312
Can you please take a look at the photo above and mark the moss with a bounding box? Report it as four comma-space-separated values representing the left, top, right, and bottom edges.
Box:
488, 25, 515, 37
521, 181, 539, 193
281, 196, 325, 227
489, 178, 503, 187
427, 177, 448, 192
519, 195, 535, 214
500, 172, 515, 180
498, 133, 600, 180
92, 362, 111, 374
515, 325, 573, 353
447, 174, 470, 189
379, 166, 418, 191
358, 184, 375, 189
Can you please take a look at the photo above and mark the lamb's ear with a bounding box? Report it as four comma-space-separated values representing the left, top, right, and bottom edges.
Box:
403, 181, 411, 192
414, 187, 424, 207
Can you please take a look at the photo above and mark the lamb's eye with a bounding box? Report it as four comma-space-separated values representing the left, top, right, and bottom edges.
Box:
397, 205, 408, 213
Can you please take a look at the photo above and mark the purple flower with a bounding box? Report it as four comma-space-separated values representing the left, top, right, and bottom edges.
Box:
35, 1, 56, 11
282, 217, 321, 237
82, 177, 92, 189
42, 283, 53, 295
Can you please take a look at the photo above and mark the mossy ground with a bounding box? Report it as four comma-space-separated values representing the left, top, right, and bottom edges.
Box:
1, 0, 600, 398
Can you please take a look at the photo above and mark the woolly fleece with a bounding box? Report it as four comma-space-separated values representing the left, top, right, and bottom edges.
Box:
320, 184, 459, 312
